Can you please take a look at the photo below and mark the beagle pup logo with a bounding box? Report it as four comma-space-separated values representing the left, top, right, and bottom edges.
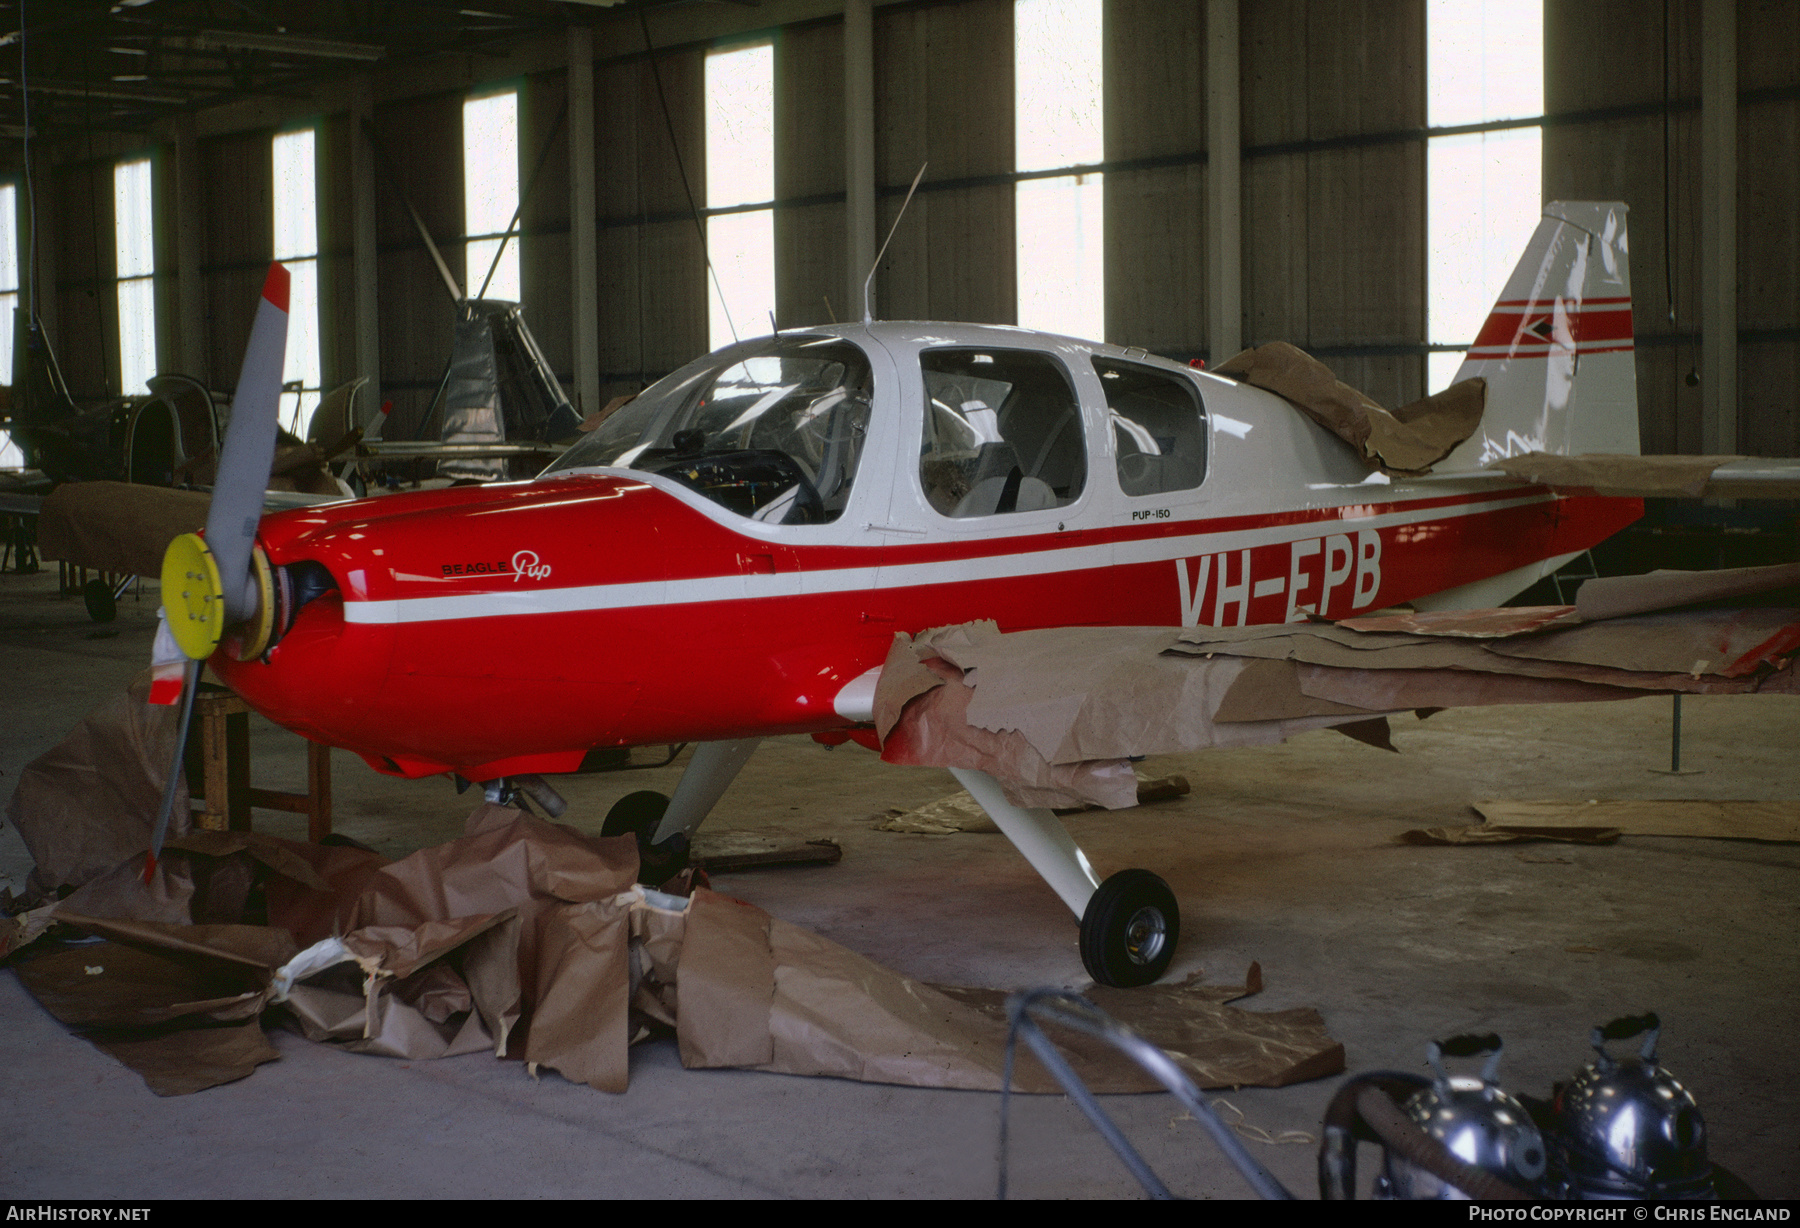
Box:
511, 549, 552, 583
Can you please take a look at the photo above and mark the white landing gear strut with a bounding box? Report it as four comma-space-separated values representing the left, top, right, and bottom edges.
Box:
598, 739, 763, 882
951, 767, 1180, 988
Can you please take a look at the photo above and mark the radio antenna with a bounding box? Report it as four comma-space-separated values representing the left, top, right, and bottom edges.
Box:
862, 162, 926, 325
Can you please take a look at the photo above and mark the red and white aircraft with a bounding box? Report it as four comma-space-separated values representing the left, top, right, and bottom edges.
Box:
161, 201, 1644, 985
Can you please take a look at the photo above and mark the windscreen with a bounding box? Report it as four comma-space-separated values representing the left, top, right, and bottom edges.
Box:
546, 335, 873, 525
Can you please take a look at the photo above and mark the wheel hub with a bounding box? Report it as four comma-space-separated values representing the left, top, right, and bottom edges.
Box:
1123, 905, 1167, 966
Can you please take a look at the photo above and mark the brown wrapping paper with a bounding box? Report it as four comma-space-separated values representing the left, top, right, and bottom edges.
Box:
871, 591, 1798, 809
1399, 826, 1622, 846
5, 670, 192, 897
36, 481, 212, 575
1471, 800, 1800, 843
677, 890, 776, 1068
1481, 608, 1800, 678
1489, 452, 1741, 498
1215, 342, 1484, 475
13, 914, 294, 1096
1575, 562, 1800, 622
676, 897, 1343, 1093
523, 899, 634, 1091
878, 650, 1141, 810
11, 809, 1347, 1097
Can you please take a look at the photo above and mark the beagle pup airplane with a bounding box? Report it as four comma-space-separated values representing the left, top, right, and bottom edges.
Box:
153, 202, 1685, 986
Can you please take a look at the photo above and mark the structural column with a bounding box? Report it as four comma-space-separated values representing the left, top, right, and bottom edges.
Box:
174, 115, 208, 382
350, 78, 382, 422
23, 144, 56, 349
1205, 0, 1241, 363
844, 0, 876, 321
171, 116, 206, 381
568, 25, 600, 417
1699, 0, 1736, 455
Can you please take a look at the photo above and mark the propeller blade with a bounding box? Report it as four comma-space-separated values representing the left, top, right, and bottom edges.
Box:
205, 263, 290, 625
146, 265, 289, 872
144, 657, 200, 878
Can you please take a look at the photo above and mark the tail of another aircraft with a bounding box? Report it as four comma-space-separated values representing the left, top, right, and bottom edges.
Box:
1434, 201, 1639, 471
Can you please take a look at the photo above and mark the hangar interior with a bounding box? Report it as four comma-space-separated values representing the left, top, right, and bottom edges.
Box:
1, 0, 1796, 1201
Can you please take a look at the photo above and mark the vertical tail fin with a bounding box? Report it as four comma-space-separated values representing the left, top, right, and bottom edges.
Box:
1436, 202, 1639, 470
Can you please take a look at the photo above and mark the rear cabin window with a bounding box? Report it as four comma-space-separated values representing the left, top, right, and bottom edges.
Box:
1093, 358, 1207, 497
919, 349, 1086, 518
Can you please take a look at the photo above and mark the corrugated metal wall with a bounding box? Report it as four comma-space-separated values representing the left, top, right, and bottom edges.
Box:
21, 0, 1798, 456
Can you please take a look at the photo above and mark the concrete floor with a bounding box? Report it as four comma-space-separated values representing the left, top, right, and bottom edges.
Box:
2, 566, 1796, 1199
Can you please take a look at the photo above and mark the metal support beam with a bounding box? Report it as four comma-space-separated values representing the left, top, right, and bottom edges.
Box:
174, 115, 208, 382
23, 146, 55, 350
951, 767, 1101, 919
844, 0, 876, 322
1699, 0, 1736, 455
1205, 0, 1241, 363
568, 25, 600, 417
350, 79, 382, 423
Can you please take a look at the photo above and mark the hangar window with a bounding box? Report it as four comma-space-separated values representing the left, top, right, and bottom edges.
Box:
464, 90, 521, 302
272, 129, 322, 433
1015, 0, 1104, 342
114, 156, 156, 396
705, 40, 776, 351
919, 348, 1086, 517
1427, 0, 1543, 392
1093, 358, 1207, 498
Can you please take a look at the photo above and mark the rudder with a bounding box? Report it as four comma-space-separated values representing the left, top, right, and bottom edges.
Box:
1435, 202, 1638, 470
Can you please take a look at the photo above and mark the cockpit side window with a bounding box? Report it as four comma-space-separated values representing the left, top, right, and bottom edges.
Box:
918, 348, 1086, 517
543, 336, 872, 525
1092, 357, 1207, 497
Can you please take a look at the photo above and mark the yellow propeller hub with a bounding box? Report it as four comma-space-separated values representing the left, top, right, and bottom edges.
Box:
161, 532, 226, 660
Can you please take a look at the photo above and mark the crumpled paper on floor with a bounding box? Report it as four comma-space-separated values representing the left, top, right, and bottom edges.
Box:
679, 899, 1343, 1093
5, 670, 192, 898
877, 775, 1193, 834
1399, 825, 1622, 846
9, 800, 1345, 1098
1472, 799, 1800, 843
12, 915, 294, 1096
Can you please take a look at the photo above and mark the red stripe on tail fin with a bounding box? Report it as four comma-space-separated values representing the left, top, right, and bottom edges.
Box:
261, 262, 290, 313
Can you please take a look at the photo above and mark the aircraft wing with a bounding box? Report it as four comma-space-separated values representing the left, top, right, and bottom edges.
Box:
872, 564, 1800, 811
31, 480, 354, 578
1414, 452, 1800, 499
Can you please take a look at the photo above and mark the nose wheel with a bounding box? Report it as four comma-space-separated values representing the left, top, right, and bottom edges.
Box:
1079, 869, 1180, 988
603, 789, 691, 883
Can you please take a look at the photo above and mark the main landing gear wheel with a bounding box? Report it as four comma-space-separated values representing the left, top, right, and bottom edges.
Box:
602, 790, 690, 884
82, 578, 116, 623
1079, 869, 1180, 988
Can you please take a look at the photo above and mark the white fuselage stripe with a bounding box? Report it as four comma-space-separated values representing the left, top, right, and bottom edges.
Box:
341, 490, 1552, 625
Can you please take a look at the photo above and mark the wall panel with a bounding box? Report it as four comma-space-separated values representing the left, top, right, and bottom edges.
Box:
872, 0, 1014, 324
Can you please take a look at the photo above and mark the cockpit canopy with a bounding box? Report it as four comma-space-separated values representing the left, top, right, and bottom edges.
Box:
545, 334, 872, 525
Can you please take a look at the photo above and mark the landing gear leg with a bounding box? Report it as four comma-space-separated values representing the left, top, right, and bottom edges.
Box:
598, 738, 762, 885
651, 738, 762, 845
951, 767, 1180, 988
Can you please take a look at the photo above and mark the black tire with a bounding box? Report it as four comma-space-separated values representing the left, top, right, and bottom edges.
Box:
602, 790, 689, 884
602, 790, 670, 839
1079, 869, 1180, 987
82, 577, 117, 623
